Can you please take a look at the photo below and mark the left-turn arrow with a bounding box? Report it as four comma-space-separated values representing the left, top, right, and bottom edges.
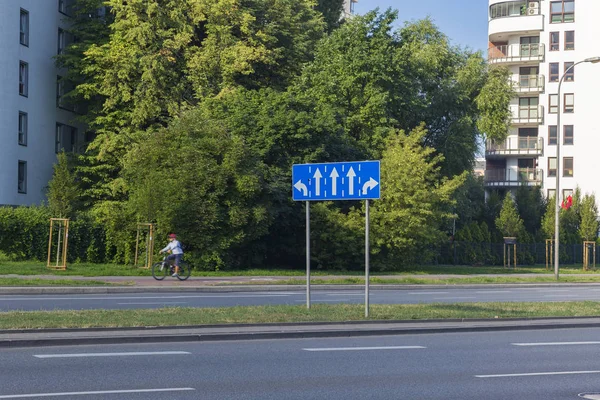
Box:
294, 180, 308, 196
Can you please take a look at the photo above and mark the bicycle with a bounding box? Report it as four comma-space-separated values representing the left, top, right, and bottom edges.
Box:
151, 256, 191, 281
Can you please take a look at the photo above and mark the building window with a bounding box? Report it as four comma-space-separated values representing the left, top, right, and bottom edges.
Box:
548, 189, 556, 199
549, 63, 559, 82
563, 157, 573, 177
19, 61, 28, 97
565, 31, 575, 50
550, 32, 559, 51
56, 123, 78, 153
18, 161, 27, 194
563, 125, 574, 145
548, 125, 557, 145
18, 112, 27, 146
549, 94, 558, 114
519, 97, 539, 119
564, 62, 574, 81
564, 93, 574, 113
20, 9, 29, 46
56, 76, 64, 108
563, 189, 574, 198
58, 0, 75, 16
58, 29, 65, 55
548, 157, 557, 177
551, 0, 575, 23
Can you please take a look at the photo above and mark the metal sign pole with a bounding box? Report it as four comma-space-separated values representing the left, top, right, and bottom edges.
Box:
365, 199, 370, 318
306, 201, 311, 309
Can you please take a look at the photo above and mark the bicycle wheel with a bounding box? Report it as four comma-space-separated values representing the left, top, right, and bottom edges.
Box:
176, 261, 191, 281
151, 262, 168, 280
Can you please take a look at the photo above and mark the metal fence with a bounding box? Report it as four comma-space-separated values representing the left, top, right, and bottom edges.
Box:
436, 241, 598, 266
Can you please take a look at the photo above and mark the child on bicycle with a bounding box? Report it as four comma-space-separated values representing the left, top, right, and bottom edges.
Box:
159, 233, 183, 277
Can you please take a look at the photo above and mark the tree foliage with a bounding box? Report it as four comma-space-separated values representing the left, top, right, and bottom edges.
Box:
495, 193, 524, 238
47, 152, 80, 219
475, 66, 515, 142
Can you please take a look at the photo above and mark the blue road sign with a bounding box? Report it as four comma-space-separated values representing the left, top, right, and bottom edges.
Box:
292, 161, 380, 201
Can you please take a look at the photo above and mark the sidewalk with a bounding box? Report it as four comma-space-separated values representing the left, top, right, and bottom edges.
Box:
3, 317, 600, 348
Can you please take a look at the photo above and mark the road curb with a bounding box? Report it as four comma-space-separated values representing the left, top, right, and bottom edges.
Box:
4, 317, 600, 348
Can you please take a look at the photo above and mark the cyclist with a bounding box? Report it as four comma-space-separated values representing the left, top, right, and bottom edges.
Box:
159, 233, 183, 277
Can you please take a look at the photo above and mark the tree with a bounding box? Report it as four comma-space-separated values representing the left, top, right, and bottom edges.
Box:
316, 0, 345, 32
77, 0, 325, 205
476, 66, 515, 142
515, 186, 545, 236
495, 193, 524, 238
47, 152, 80, 218
579, 193, 599, 242
368, 125, 467, 267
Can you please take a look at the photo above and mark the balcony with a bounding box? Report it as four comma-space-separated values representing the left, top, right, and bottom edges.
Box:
488, 43, 544, 65
486, 137, 543, 157
510, 104, 544, 125
489, 12, 544, 42
513, 75, 545, 95
484, 168, 543, 187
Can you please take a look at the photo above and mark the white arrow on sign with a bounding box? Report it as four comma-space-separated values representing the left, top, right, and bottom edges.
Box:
294, 180, 308, 196
314, 169, 323, 196
347, 167, 356, 195
362, 177, 379, 195
330, 168, 339, 196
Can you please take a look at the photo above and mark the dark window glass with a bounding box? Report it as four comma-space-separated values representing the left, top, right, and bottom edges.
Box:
548, 126, 557, 145
563, 125, 574, 145
565, 31, 574, 50
550, 32, 559, 51
549, 63, 559, 82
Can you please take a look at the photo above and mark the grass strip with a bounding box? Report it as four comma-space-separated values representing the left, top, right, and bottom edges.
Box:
3, 302, 600, 330
0, 278, 118, 286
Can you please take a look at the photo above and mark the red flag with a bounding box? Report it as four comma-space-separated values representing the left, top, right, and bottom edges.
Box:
562, 195, 573, 210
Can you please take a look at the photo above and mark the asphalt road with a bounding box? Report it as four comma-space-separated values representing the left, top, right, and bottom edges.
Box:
3, 327, 600, 399
2, 286, 600, 311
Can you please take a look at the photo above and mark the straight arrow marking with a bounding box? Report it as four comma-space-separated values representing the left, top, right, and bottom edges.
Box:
314, 169, 323, 196
330, 168, 339, 196
347, 167, 356, 195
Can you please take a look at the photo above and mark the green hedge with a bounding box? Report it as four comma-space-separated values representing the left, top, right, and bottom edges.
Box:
0, 206, 117, 263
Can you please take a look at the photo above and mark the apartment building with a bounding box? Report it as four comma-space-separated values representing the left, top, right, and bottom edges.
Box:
0, 0, 83, 206
485, 0, 600, 202
343, 0, 358, 19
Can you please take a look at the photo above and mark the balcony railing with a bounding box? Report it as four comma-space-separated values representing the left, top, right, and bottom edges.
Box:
486, 137, 543, 156
488, 43, 545, 64
513, 75, 545, 94
510, 104, 544, 125
484, 168, 543, 187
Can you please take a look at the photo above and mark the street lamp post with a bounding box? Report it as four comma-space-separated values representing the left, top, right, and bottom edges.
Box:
554, 56, 600, 280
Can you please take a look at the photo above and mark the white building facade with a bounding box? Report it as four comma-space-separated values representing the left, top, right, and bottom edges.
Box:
0, 0, 83, 207
485, 0, 600, 202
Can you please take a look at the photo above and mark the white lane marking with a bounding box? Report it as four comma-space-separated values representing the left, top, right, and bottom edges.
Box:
476, 370, 600, 378
432, 297, 476, 300
326, 294, 365, 296
295, 300, 360, 303
0, 294, 292, 301
0, 388, 195, 398
407, 292, 449, 295
304, 346, 425, 352
475, 291, 512, 294
513, 341, 600, 347
117, 302, 188, 305
34, 351, 191, 358
543, 294, 580, 297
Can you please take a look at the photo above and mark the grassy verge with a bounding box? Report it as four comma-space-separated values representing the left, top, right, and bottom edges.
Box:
0, 278, 122, 286
3, 302, 600, 329
0, 261, 598, 277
